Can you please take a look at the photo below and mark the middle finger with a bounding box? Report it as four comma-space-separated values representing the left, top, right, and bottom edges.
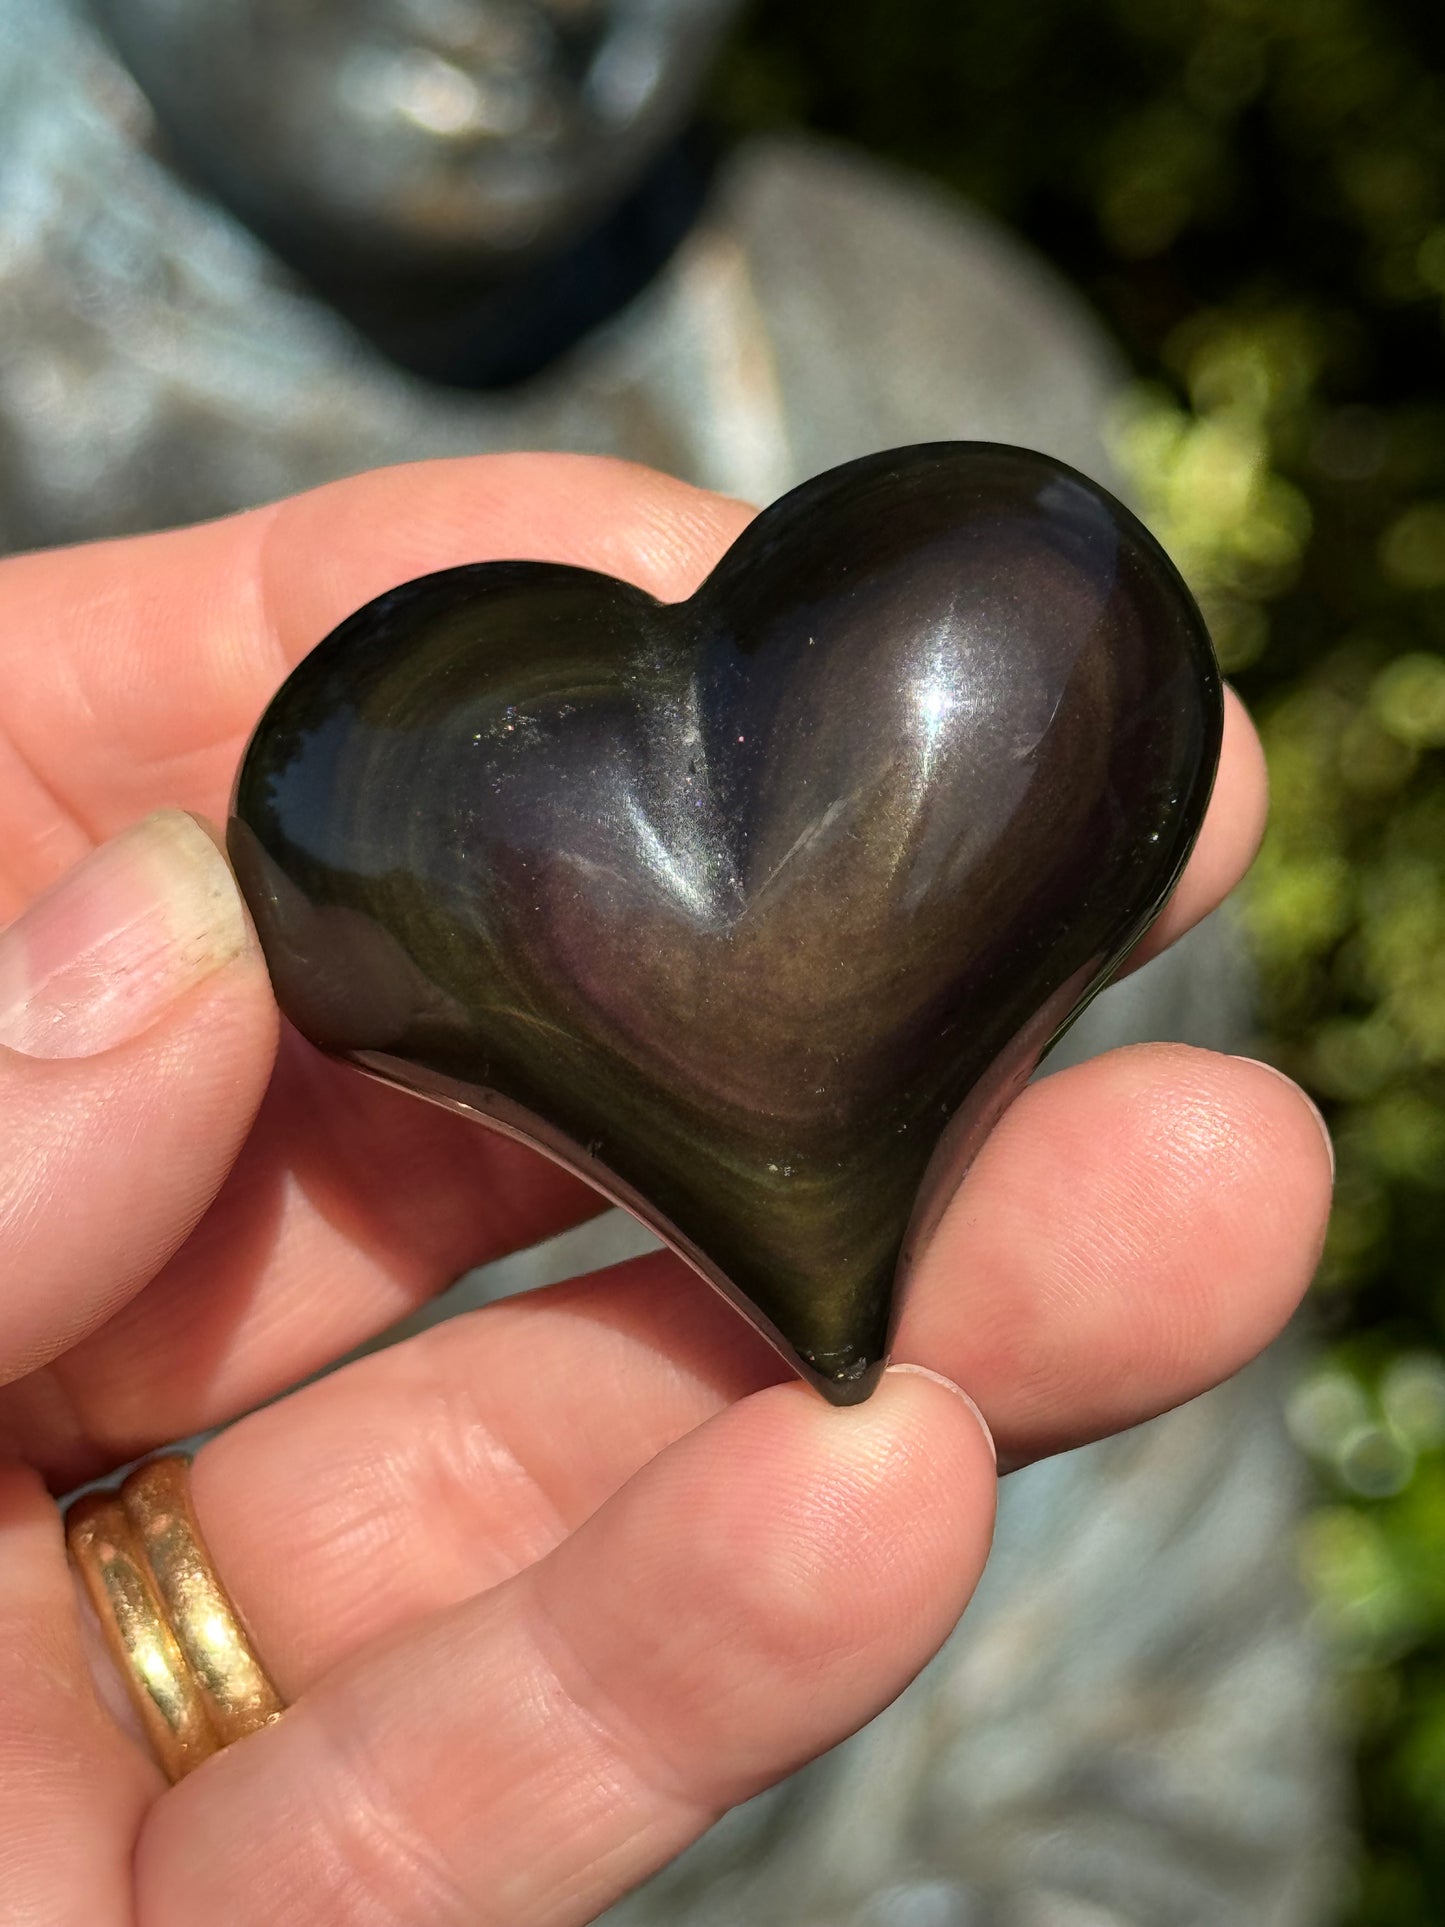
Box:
185, 1043, 1329, 1699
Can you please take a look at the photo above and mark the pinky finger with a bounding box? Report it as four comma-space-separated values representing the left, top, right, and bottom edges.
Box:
136, 1369, 995, 1927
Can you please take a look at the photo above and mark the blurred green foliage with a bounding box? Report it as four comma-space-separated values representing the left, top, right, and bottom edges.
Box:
717, 1, 1445, 1918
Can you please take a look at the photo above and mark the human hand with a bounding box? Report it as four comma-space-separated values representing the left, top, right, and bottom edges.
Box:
0, 456, 1331, 1924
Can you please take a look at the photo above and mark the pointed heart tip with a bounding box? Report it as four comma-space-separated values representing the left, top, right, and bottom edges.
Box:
800, 1355, 890, 1407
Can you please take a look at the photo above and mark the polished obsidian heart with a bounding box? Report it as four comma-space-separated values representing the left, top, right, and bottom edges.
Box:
229, 443, 1220, 1403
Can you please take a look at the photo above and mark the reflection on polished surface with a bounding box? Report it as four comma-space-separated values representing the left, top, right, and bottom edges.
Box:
231, 443, 1221, 1397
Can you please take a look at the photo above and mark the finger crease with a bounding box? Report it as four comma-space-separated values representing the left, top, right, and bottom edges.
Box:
304, 1697, 479, 1927
521, 1570, 713, 1826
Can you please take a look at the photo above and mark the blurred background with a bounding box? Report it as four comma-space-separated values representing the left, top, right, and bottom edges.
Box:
6, 0, 1444, 1920
708, 2, 1445, 1917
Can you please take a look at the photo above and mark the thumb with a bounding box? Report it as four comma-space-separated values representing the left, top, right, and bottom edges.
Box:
0, 812, 278, 1386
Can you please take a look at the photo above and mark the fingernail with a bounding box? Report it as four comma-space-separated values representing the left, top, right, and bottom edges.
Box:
0, 812, 251, 1059
885, 1362, 997, 1466
1233, 1055, 1335, 1181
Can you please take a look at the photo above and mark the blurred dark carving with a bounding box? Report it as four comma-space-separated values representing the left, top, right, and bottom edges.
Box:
87, 0, 735, 382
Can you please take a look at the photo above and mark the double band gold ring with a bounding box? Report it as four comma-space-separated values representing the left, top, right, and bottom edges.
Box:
65, 1454, 284, 1782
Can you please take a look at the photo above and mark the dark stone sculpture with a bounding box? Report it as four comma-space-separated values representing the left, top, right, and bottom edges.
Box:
86, 0, 736, 385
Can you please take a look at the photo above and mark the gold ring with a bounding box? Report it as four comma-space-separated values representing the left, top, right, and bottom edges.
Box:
65, 1491, 220, 1782
65, 1454, 284, 1781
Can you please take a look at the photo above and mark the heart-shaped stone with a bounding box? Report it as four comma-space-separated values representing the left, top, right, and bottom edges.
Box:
229, 443, 1220, 1403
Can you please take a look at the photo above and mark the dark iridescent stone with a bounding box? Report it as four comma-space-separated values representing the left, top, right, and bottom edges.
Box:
229, 443, 1221, 1403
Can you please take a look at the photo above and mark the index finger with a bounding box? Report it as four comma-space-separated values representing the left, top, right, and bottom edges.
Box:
0, 454, 756, 916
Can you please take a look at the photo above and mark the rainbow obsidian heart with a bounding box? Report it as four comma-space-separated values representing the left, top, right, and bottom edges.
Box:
229, 443, 1221, 1403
